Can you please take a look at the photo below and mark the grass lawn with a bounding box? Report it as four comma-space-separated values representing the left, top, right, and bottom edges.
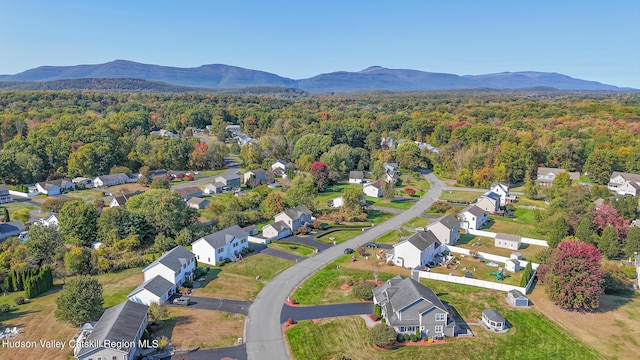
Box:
106, 183, 149, 194
487, 217, 547, 240
375, 229, 413, 244
197, 169, 226, 177
97, 267, 144, 307
439, 190, 480, 203
1, 199, 40, 218
155, 307, 245, 350
270, 242, 316, 257
316, 229, 364, 244
315, 183, 350, 209
286, 281, 606, 360
456, 234, 545, 260
402, 216, 432, 229
428, 254, 523, 286
366, 196, 415, 210
195, 254, 293, 300
65, 189, 105, 202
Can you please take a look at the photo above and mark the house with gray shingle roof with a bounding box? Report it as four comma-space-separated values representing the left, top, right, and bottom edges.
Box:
93, 173, 130, 187
427, 214, 461, 245
127, 275, 175, 306
215, 173, 241, 188
482, 309, 507, 331
373, 276, 457, 338
274, 205, 313, 231
387, 230, 442, 269
74, 300, 149, 360
476, 191, 500, 213
458, 205, 488, 230
0, 184, 12, 204
0, 221, 25, 240
608, 171, 640, 196
173, 186, 203, 201
191, 225, 249, 265
142, 245, 195, 288
262, 221, 292, 241
349, 170, 364, 184
36, 178, 75, 195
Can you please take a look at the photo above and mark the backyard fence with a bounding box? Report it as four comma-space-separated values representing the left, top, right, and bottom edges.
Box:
466, 229, 548, 247
416, 270, 528, 294
8, 190, 39, 198
446, 245, 540, 270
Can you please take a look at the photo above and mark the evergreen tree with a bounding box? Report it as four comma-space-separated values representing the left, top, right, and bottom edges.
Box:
3, 277, 9, 293
520, 262, 534, 287
624, 227, 640, 258
548, 216, 570, 248
3, 207, 9, 222
11, 270, 17, 292
599, 225, 620, 259
575, 218, 595, 244
24, 280, 32, 299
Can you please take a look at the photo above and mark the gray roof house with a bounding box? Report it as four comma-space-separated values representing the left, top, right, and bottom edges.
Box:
349, 170, 364, 184
128, 275, 175, 306
536, 167, 580, 186
74, 300, 149, 360
481, 309, 507, 332
373, 276, 457, 338
173, 186, 203, 201
274, 205, 313, 231
387, 230, 443, 269
458, 205, 489, 230
215, 173, 241, 188
93, 173, 130, 187
0, 184, 13, 204
427, 214, 461, 245
142, 245, 195, 286
191, 225, 249, 265
0, 221, 26, 240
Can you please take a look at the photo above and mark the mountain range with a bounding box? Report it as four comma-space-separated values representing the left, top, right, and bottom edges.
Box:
0, 60, 633, 93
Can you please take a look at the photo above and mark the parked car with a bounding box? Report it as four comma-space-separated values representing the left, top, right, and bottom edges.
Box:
173, 296, 190, 306
344, 248, 355, 254
365, 242, 379, 248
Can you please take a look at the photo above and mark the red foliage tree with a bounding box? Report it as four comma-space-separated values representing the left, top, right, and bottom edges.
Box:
310, 161, 331, 191
403, 187, 416, 196
545, 240, 605, 311
593, 204, 629, 237
189, 141, 209, 170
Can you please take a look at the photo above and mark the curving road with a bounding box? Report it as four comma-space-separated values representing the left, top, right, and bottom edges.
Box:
244, 171, 444, 360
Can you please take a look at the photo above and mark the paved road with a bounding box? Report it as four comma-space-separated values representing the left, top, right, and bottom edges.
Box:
172, 296, 252, 315
280, 302, 374, 323
245, 171, 444, 360
172, 344, 247, 360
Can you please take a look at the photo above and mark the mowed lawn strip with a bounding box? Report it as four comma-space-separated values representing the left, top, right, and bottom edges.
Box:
439, 190, 480, 203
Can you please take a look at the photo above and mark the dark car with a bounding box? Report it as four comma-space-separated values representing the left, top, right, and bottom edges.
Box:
344, 248, 355, 254
365, 242, 379, 248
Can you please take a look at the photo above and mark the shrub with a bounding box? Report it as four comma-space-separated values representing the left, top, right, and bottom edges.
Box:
205, 267, 211, 272
429, 201, 451, 213
410, 334, 418, 342
194, 268, 207, 278
536, 264, 550, 283
182, 280, 193, 288
352, 281, 375, 300
404, 187, 416, 196
14, 297, 25, 305
374, 304, 381, 319
346, 278, 354, 286
396, 333, 405, 343
621, 265, 637, 279
369, 324, 397, 347
0, 304, 11, 313
415, 327, 421, 339
357, 248, 366, 256
403, 333, 410, 341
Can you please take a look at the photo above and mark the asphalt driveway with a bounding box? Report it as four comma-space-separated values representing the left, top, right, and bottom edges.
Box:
280, 302, 374, 323
171, 295, 252, 315
172, 344, 247, 360
253, 245, 306, 262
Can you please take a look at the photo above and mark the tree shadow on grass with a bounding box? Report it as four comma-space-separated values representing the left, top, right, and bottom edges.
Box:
152, 315, 191, 340
196, 268, 222, 288
0, 309, 37, 323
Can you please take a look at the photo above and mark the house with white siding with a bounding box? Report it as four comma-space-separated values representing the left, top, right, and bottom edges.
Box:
458, 205, 488, 231
427, 214, 460, 245
536, 167, 580, 187
191, 225, 249, 266
349, 171, 364, 184
363, 180, 383, 198
608, 171, 640, 196
386, 230, 442, 269
93, 173, 130, 187
476, 192, 500, 213
262, 221, 292, 240
36, 179, 75, 195
495, 233, 522, 250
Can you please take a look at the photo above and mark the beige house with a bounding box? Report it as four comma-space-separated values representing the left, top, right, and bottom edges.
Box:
427, 214, 460, 245
494, 233, 521, 250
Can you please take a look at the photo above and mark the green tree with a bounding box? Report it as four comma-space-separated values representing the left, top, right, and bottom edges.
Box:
548, 216, 570, 248
369, 323, 397, 347
175, 227, 193, 247
41, 197, 72, 213
2, 207, 9, 222
624, 227, 640, 258
396, 142, 423, 170
342, 185, 365, 216
59, 199, 99, 246
382, 180, 395, 201
352, 281, 375, 300
519, 262, 534, 287
260, 192, 286, 219
575, 218, 595, 244
55, 277, 104, 326
584, 148, 618, 185
25, 225, 65, 266
285, 172, 317, 211
64, 246, 93, 275
524, 173, 539, 200
148, 303, 169, 323
150, 177, 171, 189
292, 134, 332, 160
599, 225, 621, 259
126, 189, 198, 237
12, 208, 30, 224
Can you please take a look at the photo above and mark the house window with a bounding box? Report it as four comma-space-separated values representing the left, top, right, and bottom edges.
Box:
233, 242, 239, 247
218, 256, 223, 261
207, 258, 210, 263
217, 248, 224, 254
434, 325, 443, 334
241, 239, 246, 243
197, 255, 200, 259
399, 326, 405, 332
435, 313, 445, 321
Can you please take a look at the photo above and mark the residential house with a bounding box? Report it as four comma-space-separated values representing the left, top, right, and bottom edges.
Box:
242, 224, 259, 236
127, 276, 175, 306
373, 275, 457, 337
274, 205, 313, 232
481, 309, 506, 331
225, 124, 241, 133
608, 171, 640, 196
136, 246, 195, 304
173, 186, 203, 201
349, 170, 364, 184
109, 191, 141, 208
191, 225, 249, 266
147, 169, 168, 179
243, 169, 267, 185
0, 184, 12, 204
187, 197, 209, 210
72, 177, 92, 187
328, 196, 344, 208
363, 180, 383, 198
34, 213, 60, 228
93, 173, 130, 187
383, 162, 399, 173
387, 230, 442, 269
458, 205, 488, 231
150, 129, 178, 138
204, 182, 226, 195
262, 221, 292, 240
488, 182, 513, 206
74, 301, 149, 360
494, 233, 521, 250
215, 173, 241, 189
536, 167, 580, 187
380, 137, 396, 149
475, 192, 500, 213
383, 163, 400, 184
0, 221, 26, 240
504, 258, 521, 272
271, 160, 288, 174
36, 179, 75, 195
427, 214, 460, 245
507, 289, 529, 307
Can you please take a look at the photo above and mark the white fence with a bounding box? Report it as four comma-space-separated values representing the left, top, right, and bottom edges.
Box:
416, 270, 528, 294
8, 190, 39, 198
466, 229, 548, 247
446, 245, 540, 270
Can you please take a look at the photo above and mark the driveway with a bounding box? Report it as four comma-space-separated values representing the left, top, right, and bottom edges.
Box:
280, 302, 374, 323
367, 205, 403, 214
252, 244, 306, 263
245, 171, 444, 360
284, 233, 331, 251
172, 344, 246, 360
171, 295, 252, 315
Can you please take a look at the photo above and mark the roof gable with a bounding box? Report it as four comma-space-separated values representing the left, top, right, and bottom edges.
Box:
398, 230, 440, 251
434, 214, 459, 230
196, 225, 248, 249
143, 246, 194, 274
130, 276, 174, 298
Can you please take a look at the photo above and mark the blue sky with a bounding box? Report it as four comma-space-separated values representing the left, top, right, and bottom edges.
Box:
1, 1, 638, 87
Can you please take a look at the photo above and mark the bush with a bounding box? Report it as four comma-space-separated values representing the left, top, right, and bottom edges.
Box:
429, 201, 451, 213
410, 334, 418, 342
352, 281, 375, 300
403, 333, 410, 341
621, 265, 637, 279
374, 303, 381, 319
357, 248, 366, 257
14, 297, 25, 305
182, 280, 193, 288
346, 278, 354, 286
0, 304, 11, 313
194, 268, 207, 278
369, 324, 397, 347
396, 333, 405, 343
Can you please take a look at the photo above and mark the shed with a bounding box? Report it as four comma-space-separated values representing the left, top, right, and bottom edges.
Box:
510, 252, 522, 260
507, 289, 529, 307
504, 258, 521, 273
482, 309, 506, 331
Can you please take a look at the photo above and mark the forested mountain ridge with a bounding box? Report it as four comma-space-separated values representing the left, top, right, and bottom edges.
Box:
0, 60, 632, 92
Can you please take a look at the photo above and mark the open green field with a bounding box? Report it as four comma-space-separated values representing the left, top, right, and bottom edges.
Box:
397, 172, 430, 195
439, 190, 480, 203
1, 200, 40, 218
403, 216, 432, 229
270, 242, 316, 257
286, 280, 606, 360
367, 196, 415, 210
315, 183, 350, 208
65, 189, 106, 202
316, 229, 364, 244
197, 169, 227, 177
487, 216, 547, 239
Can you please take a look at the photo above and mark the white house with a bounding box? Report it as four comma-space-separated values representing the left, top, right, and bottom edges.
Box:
243, 169, 267, 185
109, 191, 141, 208
364, 180, 383, 198
262, 221, 292, 240
608, 171, 640, 196
328, 196, 344, 208
187, 197, 209, 209
476, 192, 500, 213
427, 214, 460, 245
488, 182, 511, 206
458, 205, 488, 231
204, 182, 226, 195
215, 173, 241, 188
494, 233, 521, 250
0, 184, 12, 204
131, 246, 195, 306
173, 186, 203, 201
387, 230, 442, 269
274, 205, 313, 231
36, 179, 75, 195
481, 309, 507, 332
72, 177, 92, 187
93, 173, 130, 187
191, 225, 249, 266
536, 167, 580, 187
271, 160, 288, 174
127, 276, 175, 306
507, 289, 529, 307
34, 213, 60, 228
348, 171, 364, 184
74, 301, 149, 360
